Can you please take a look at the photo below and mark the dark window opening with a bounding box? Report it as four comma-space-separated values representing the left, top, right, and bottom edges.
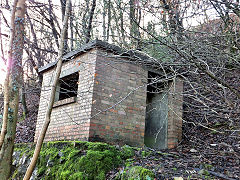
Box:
58, 72, 79, 101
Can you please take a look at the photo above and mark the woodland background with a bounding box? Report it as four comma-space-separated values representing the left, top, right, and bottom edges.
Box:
0, 0, 239, 179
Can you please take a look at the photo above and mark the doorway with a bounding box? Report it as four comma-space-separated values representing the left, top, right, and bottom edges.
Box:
144, 72, 168, 149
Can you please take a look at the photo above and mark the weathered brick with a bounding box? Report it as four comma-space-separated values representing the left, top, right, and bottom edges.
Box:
35, 44, 183, 149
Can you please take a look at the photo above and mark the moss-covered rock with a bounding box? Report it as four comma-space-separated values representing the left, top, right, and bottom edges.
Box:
11, 141, 135, 180
78, 149, 121, 179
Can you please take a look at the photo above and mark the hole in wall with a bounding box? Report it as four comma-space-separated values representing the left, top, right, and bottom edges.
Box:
57, 72, 79, 101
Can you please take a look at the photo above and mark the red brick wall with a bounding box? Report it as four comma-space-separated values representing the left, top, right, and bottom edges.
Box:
167, 77, 183, 148
89, 49, 148, 146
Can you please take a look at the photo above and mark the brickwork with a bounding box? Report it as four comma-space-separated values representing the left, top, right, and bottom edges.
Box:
89, 49, 147, 146
35, 41, 183, 149
167, 77, 183, 148
35, 49, 97, 142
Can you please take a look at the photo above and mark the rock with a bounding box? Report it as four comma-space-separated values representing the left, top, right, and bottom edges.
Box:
30, 168, 38, 180
19, 153, 27, 165
47, 159, 54, 167
58, 151, 63, 157
12, 151, 21, 166
59, 158, 65, 164
210, 144, 217, 147
190, 149, 198, 153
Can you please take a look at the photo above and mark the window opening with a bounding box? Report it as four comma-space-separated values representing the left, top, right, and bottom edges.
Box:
58, 72, 79, 101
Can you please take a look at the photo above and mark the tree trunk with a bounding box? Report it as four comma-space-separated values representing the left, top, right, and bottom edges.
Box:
0, 0, 26, 179
23, 0, 71, 179
25, 10, 43, 86
48, 0, 60, 48
164, 0, 183, 35
102, 0, 106, 41
69, 1, 74, 50
82, 0, 90, 42
60, 0, 69, 52
106, 0, 111, 41
85, 0, 96, 43
129, 0, 141, 48
0, 0, 17, 152
60, 0, 67, 21
119, 0, 126, 45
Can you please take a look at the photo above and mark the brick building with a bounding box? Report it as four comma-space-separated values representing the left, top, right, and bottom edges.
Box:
35, 40, 183, 149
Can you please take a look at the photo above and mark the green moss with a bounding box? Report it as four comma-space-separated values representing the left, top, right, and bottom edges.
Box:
61, 147, 81, 162
14, 143, 34, 157
70, 172, 85, 180
211, 130, 217, 134
78, 149, 121, 179
144, 136, 155, 148
156, 151, 170, 156
86, 142, 112, 151
121, 145, 135, 159
129, 166, 154, 180
13, 141, 136, 179
11, 168, 19, 179
60, 170, 71, 180
141, 151, 151, 158
46, 141, 73, 149
156, 151, 179, 158
125, 158, 135, 167
34, 143, 83, 179
43, 142, 122, 179
198, 169, 210, 176
140, 168, 155, 180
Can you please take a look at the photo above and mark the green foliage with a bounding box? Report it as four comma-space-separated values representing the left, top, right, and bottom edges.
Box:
125, 158, 135, 167
141, 150, 151, 158
71, 172, 85, 180
120, 145, 135, 159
